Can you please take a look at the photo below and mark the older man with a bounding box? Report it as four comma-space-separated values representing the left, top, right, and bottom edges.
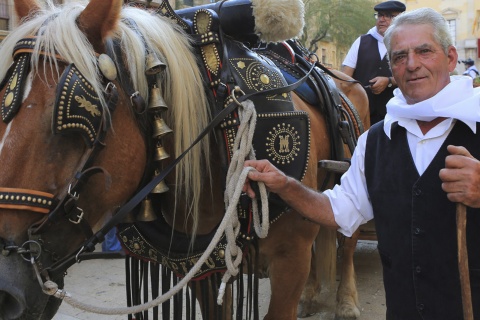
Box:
342, 0, 406, 124
245, 7, 480, 320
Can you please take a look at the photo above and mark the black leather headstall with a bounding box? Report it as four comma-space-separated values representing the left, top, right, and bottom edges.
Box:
1, 53, 31, 123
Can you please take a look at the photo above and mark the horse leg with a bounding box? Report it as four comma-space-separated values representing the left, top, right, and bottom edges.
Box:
260, 212, 320, 320
297, 246, 322, 318
335, 229, 360, 320
191, 277, 233, 320
298, 227, 337, 317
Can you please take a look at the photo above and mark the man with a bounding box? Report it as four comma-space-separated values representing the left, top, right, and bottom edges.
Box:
244, 8, 480, 320
462, 58, 479, 79
342, 0, 406, 124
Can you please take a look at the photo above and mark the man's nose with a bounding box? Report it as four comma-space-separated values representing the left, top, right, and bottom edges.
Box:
405, 52, 421, 71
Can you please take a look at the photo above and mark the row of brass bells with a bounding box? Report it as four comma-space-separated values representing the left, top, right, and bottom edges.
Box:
124, 51, 167, 223
145, 52, 166, 76
148, 62, 170, 198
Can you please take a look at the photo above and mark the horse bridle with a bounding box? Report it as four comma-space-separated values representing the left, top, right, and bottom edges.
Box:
0, 36, 127, 281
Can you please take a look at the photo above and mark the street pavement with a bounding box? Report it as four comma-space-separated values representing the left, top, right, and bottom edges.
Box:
53, 240, 385, 320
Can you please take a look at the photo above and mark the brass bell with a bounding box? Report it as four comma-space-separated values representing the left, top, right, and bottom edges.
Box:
151, 180, 169, 194
122, 211, 137, 223
154, 142, 170, 161
148, 85, 168, 113
136, 198, 158, 221
145, 52, 166, 75
152, 116, 173, 138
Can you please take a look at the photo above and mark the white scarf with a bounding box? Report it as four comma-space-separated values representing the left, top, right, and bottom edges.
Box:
367, 27, 387, 59
384, 75, 480, 134
367, 26, 383, 43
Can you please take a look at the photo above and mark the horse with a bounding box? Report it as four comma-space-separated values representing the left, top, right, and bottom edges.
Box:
0, 0, 369, 319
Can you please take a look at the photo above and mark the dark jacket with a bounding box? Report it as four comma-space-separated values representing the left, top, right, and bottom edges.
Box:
353, 34, 394, 125
365, 121, 480, 320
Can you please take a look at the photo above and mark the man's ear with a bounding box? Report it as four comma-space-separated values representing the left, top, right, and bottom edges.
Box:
447, 45, 459, 73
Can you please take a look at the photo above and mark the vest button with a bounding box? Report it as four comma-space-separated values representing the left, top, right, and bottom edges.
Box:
416, 266, 422, 273
417, 303, 425, 311
414, 227, 422, 235
414, 188, 422, 196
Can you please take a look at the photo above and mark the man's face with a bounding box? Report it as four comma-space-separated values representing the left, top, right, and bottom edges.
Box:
375, 11, 401, 35
389, 24, 458, 105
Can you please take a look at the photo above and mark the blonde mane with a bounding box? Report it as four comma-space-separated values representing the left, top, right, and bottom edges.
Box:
0, 1, 211, 233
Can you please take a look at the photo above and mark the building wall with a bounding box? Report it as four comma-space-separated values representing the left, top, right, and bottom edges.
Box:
405, 0, 479, 74
313, 1, 480, 72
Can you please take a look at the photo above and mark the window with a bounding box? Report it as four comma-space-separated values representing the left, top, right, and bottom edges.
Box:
446, 19, 456, 46
0, 0, 9, 31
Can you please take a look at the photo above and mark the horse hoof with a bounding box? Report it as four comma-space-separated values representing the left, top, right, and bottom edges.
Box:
298, 311, 318, 318
297, 303, 320, 318
334, 303, 360, 320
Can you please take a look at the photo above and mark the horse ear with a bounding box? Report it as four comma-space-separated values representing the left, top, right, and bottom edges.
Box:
77, 0, 123, 53
14, 0, 41, 22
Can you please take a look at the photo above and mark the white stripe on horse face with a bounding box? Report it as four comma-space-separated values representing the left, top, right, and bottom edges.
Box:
23, 72, 33, 105
0, 72, 34, 157
0, 121, 13, 158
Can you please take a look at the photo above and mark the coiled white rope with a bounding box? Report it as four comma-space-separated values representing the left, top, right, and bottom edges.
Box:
40, 99, 269, 314
217, 99, 270, 304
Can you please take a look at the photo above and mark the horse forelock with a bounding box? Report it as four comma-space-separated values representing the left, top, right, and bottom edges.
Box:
0, 2, 109, 118
117, 8, 212, 233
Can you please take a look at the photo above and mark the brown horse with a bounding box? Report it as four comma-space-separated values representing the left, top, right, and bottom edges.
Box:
0, 1, 368, 319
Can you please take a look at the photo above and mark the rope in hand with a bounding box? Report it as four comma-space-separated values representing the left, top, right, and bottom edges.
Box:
39, 99, 269, 314
217, 99, 269, 305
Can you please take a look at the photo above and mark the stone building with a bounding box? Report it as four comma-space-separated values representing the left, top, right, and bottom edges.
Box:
405, 0, 479, 74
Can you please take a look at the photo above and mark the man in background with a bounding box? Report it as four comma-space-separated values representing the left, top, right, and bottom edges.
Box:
341, 0, 406, 124
462, 58, 479, 79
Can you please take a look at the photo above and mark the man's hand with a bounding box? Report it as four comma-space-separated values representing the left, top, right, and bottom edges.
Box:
369, 76, 390, 94
243, 159, 288, 199
439, 145, 480, 207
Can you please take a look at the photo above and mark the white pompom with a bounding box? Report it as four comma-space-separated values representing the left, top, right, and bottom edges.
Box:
251, 0, 305, 43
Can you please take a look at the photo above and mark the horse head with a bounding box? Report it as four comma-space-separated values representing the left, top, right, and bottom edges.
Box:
0, 0, 210, 318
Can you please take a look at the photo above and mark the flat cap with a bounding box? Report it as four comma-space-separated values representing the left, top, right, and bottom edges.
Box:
374, 1, 406, 12
464, 58, 475, 66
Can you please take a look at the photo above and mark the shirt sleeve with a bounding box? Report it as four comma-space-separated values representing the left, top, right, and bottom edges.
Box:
342, 37, 361, 69
323, 131, 374, 237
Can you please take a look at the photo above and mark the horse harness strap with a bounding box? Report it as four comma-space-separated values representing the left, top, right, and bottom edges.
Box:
0, 187, 54, 214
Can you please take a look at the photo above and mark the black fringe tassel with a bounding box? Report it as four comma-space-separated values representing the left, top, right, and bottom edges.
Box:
125, 241, 260, 319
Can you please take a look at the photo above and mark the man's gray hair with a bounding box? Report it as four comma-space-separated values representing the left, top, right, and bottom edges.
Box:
384, 7, 453, 58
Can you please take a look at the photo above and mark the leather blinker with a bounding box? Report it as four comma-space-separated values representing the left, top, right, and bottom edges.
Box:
53, 64, 103, 147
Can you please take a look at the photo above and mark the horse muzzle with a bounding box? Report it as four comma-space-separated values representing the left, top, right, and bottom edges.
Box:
0, 249, 59, 320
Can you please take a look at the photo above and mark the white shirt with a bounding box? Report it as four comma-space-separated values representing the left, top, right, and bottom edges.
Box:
463, 65, 479, 79
325, 76, 480, 237
342, 27, 387, 69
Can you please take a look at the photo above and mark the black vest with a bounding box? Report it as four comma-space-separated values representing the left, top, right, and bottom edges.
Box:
365, 121, 480, 320
353, 34, 394, 125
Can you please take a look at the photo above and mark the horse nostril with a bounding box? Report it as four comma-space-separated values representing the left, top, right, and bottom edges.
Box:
0, 290, 26, 319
